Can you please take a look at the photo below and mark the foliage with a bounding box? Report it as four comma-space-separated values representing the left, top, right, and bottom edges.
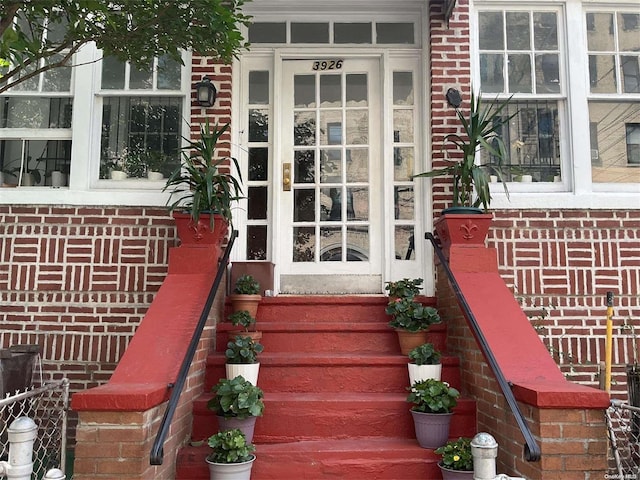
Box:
414, 90, 515, 211
225, 335, 263, 364
164, 121, 243, 230
208, 375, 264, 419
407, 378, 459, 414
234, 274, 260, 294
0, 0, 250, 93
385, 278, 423, 300
206, 428, 255, 464
228, 310, 256, 332
408, 343, 441, 366
435, 437, 473, 471
386, 297, 441, 332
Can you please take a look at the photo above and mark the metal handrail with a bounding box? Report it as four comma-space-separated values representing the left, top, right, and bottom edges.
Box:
150, 230, 238, 465
426, 232, 541, 462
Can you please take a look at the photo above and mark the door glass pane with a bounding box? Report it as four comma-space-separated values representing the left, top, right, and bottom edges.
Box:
393, 72, 413, 105
394, 147, 414, 181
293, 227, 315, 262
346, 148, 368, 182
394, 186, 414, 220
508, 54, 532, 93
249, 109, 269, 142
247, 225, 267, 260
249, 147, 268, 181
348, 187, 368, 221
320, 149, 342, 183
335, 23, 372, 44
320, 187, 342, 221
479, 12, 504, 50
395, 225, 415, 260
320, 227, 342, 261
294, 112, 316, 145
393, 110, 414, 142
320, 111, 342, 145
294, 150, 315, 183
295, 75, 316, 107
291, 23, 329, 43
506, 12, 530, 50
249, 71, 270, 104
346, 110, 368, 144
248, 186, 267, 220
320, 75, 341, 107
346, 226, 369, 261
346, 74, 368, 106
294, 189, 315, 222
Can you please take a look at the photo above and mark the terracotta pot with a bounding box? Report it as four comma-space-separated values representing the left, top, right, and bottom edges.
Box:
173, 212, 228, 246
206, 454, 255, 480
438, 463, 474, 480
410, 410, 452, 449
395, 330, 429, 356
229, 294, 261, 317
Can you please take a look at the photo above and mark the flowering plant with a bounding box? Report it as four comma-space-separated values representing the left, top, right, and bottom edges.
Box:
435, 437, 473, 471
407, 378, 459, 413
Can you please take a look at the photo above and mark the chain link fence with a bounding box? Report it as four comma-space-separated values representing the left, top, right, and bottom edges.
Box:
607, 399, 640, 479
0, 378, 69, 480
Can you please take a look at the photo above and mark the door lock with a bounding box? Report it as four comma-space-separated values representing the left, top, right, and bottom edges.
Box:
283, 163, 291, 191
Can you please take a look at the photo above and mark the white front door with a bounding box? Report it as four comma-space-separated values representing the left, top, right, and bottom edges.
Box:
277, 58, 383, 294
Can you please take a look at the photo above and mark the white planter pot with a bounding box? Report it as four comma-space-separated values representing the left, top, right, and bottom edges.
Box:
147, 171, 164, 181
520, 174, 533, 182
206, 455, 255, 480
226, 363, 260, 386
408, 363, 442, 385
110, 170, 127, 180
51, 171, 66, 187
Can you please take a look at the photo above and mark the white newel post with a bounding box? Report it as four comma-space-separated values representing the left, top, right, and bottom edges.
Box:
471, 432, 498, 480
42, 468, 66, 480
0, 417, 38, 480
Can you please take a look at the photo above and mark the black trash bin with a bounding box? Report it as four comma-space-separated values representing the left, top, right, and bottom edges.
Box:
0, 345, 40, 397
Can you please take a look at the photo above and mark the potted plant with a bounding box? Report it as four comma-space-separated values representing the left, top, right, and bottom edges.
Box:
228, 310, 262, 342
407, 343, 442, 384
225, 335, 264, 386
208, 375, 265, 443
384, 278, 423, 301
407, 378, 460, 449
206, 428, 256, 480
386, 297, 441, 355
435, 437, 474, 479
163, 120, 243, 244
229, 274, 261, 316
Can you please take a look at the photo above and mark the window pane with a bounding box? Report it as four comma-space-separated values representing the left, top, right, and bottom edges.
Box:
157, 56, 181, 90
291, 23, 329, 43
534, 12, 558, 50
249, 71, 269, 105
42, 54, 71, 92
508, 54, 532, 93
129, 61, 153, 90
589, 55, 617, 93
393, 72, 414, 106
0, 139, 71, 187
480, 54, 504, 93
479, 12, 504, 50
589, 101, 640, 183
587, 13, 615, 51
248, 23, 286, 43
506, 12, 530, 50
376, 23, 414, 44
1, 97, 72, 128
10, 63, 39, 92
618, 13, 640, 52
334, 23, 372, 44
101, 56, 126, 89
626, 124, 640, 166
621, 56, 640, 93
535, 54, 560, 93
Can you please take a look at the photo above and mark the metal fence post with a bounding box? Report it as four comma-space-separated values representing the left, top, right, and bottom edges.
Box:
0, 417, 38, 480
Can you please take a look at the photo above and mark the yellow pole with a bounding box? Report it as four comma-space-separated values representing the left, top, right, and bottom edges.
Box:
605, 292, 614, 393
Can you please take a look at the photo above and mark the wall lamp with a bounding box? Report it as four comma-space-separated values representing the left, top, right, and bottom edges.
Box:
195, 76, 217, 107
445, 87, 462, 108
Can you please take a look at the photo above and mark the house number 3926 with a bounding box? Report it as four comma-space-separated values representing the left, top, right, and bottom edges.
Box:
312, 60, 344, 71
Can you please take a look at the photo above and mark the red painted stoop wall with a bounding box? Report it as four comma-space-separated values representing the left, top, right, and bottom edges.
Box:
175, 296, 477, 480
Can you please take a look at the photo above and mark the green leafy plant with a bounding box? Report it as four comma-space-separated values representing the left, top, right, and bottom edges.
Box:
386, 297, 441, 332
414, 90, 515, 211
408, 343, 441, 366
164, 120, 243, 230
225, 336, 263, 364
234, 274, 260, 295
228, 310, 256, 332
206, 428, 255, 464
435, 437, 473, 471
407, 378, 459, 414
385, 278, 423, 300
207, 375, 265, 419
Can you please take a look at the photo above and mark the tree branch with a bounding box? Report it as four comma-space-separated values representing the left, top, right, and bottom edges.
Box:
0, 4, 20, 39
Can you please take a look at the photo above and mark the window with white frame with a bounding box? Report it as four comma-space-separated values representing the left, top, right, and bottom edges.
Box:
476, 8, 563, 183
98, 55, 183, 181
587, 9, 640, 183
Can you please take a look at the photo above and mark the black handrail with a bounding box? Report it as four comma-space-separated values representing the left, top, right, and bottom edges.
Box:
150, 230, 238, 465
425, 232, 541, 462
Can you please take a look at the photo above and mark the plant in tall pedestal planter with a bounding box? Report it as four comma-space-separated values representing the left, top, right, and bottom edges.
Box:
229, 274, 261, 316
407, 378, 460, 449
407, 343, 442, 385
435, 437, 474, 479
225, 335, 263, 386
206, 428, 256, 480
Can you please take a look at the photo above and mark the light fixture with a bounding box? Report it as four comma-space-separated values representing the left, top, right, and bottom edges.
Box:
445, 88, 462, 108
195, 76, 217, 107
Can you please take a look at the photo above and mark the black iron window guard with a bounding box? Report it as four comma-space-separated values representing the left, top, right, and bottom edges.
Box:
425, 232, 541, 462
150, 230, 238, 466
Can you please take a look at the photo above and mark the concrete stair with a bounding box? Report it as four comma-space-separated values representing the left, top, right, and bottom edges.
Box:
175, 296, 477, 480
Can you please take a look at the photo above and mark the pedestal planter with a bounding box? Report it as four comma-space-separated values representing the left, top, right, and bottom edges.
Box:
434, 213, 493, 256
410, 410, 453, 449
206, 455, 255, 480
396, 330, 429, 355
226, 363, 260, 386
173, 212, 229, 246
408, 363, 442, 385
217, 416, 258, 444
438, 463, 474, 480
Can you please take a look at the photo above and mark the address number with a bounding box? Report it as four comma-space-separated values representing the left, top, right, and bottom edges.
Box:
312, 60, 344, 71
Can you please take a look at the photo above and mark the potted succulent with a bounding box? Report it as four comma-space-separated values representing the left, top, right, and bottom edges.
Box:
407, 343, 442, 385
228, 310, 262, 342
225, 335, 264, 386
386, 297, 441, 355
163, 120, 243, 245
208, 375, 265, 443
206, 428, 256, 480
435, 437, 474, 479
229, 274, 261, 316
407, 378, 460, 449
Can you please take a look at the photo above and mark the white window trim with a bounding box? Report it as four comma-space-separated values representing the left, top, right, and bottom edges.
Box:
471, 0, 640, 210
